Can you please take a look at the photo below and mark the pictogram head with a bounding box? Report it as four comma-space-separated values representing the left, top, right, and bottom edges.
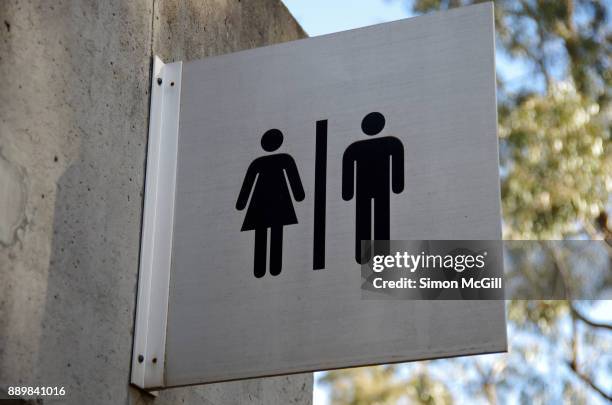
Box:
261, 129, 284, 151
361, 112, 385, 136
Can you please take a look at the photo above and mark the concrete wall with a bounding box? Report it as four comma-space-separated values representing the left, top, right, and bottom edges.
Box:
0, 0, 310, 404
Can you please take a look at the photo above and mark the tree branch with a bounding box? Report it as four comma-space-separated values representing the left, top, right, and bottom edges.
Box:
547, 243, 612, 400
547, 244, 612, 330
566, 361, 612, 401
570, 304, 612, 331
566, 296, 611, 401
595, 211, 612, 242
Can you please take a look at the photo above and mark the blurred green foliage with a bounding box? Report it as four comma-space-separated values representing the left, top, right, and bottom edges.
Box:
322, 365, 453, 405
415, 0, 610, 106
501, 83, 610, 239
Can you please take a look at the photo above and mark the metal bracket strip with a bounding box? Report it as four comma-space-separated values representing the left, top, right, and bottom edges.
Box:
131, 56, 182, 390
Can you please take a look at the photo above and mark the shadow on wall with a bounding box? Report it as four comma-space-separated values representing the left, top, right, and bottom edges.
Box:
38, 151, 145, 402
22, 1, 152, 403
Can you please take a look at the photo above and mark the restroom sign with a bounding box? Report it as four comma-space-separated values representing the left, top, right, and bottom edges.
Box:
132, 3, 506, 390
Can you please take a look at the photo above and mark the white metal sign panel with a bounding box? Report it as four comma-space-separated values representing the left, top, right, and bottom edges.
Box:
132, 3, 506, 389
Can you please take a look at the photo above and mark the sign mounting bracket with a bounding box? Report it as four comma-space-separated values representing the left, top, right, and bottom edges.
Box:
131, 56, 182, 390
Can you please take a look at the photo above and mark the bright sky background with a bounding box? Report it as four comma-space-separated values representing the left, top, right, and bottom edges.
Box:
283, 0, 414, 36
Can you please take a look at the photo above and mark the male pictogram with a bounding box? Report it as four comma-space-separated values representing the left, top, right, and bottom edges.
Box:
342, 112, 404, 264
236, 129, 305, 278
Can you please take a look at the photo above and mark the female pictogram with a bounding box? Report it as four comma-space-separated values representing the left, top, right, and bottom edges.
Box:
236, 129, 305, 278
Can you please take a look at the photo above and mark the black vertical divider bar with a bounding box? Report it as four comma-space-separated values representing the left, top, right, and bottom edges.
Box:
313, 120, 328, 270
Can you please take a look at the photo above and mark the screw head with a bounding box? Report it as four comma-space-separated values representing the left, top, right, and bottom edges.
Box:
138, 355, 144, 363
157, 77, 162, 85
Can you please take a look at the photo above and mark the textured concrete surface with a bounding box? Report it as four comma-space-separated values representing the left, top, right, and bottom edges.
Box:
152, 0, 305, 62
0, 0, 310, 404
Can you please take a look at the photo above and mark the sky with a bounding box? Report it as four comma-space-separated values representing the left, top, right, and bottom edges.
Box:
279, 2, 609, 404
282, 0, 414, 36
